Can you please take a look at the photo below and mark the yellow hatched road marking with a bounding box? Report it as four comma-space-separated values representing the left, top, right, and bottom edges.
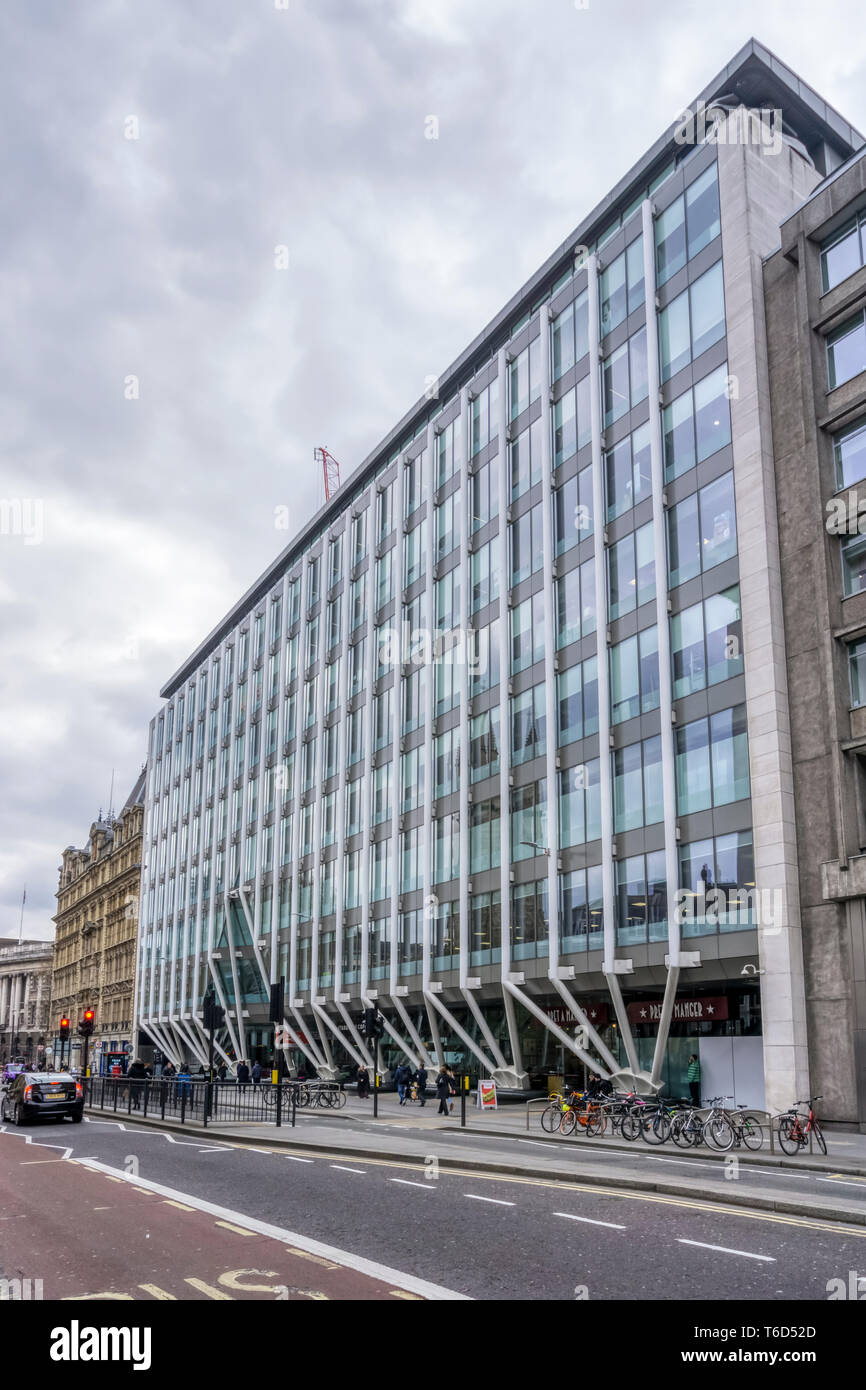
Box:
216, 1220, 257, 1236
162, 1199, 195, 1211
185, 1278, 234, 1300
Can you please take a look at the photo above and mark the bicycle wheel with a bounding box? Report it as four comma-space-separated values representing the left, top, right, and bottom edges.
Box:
560, 1108, 578, 1137
812, 1122, 827, 1156
540, 1104, 561, 1134
670, 1113, 694, 1149
640, 1109, 670, 1144
776, 1115, 801, 1155
334, 1089, 347, 1109
703, 1114, 735, 1151
738, 1115, 764, 1151
295, 1085, 310, 1108
585, 1107, 606, 1137
620, 1110, 641, 1142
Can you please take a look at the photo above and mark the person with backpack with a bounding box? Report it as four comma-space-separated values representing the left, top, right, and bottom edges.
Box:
414, 1064, 428, 1107
395, 1061, 410, 1105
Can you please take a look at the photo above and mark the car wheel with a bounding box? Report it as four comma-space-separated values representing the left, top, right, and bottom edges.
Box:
13, 1103, 26, 1126
71, 1112, 83, 1123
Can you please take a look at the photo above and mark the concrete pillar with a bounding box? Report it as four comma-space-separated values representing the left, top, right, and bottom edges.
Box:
716, 121, 822, 1112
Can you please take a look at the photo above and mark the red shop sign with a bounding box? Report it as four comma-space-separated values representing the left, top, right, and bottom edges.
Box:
626, 996, 729, 1025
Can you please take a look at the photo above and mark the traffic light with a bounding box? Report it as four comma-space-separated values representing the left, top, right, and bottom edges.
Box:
202, 988, 225, 1032
269, 978, 285, 1025
79, 1009, 95, 1037
361, 1008, 385, 1039
59, 1017, 70, 1041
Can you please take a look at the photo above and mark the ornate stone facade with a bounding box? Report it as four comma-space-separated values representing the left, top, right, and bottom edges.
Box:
51, 770, 145, 1072
0, 939, 54, 1064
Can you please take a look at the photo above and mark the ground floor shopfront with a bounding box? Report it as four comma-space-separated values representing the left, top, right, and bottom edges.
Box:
178, 977, 766, 1109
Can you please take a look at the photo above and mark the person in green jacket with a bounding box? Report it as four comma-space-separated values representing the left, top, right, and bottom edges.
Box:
687, 1054, 701, 1106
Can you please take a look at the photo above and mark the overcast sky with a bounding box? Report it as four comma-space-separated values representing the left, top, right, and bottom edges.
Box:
2, 0, 864, 941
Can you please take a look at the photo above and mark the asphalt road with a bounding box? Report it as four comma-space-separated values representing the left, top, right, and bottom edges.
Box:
2, 1118, 864, 1301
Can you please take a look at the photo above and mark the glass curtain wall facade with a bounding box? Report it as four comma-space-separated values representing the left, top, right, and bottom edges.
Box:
135, 44, 860, 1103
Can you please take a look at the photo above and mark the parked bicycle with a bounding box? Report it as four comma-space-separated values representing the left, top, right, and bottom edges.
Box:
776, 1096, 826, 1155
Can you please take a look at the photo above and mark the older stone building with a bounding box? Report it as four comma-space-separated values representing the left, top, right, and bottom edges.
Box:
51, 770, 146, 1073
765, 146, 866, 1129
0, 937, 54, 1064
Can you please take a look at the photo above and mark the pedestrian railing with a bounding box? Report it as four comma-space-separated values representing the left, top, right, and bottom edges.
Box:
83, 1076, 333, 1129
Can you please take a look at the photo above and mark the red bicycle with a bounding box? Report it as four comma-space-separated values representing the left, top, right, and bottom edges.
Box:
776, 1095, 827, 1155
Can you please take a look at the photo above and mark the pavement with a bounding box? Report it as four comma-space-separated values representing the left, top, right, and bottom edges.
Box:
4, 1118, 866, 1301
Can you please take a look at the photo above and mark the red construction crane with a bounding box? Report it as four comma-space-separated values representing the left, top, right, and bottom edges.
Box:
315, 447, 341, 501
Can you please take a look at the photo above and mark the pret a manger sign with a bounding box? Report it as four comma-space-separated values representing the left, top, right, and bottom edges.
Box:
626, 996, 729, 1025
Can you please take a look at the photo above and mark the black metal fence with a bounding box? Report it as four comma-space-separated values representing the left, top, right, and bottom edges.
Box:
84, 1076, 347, 1128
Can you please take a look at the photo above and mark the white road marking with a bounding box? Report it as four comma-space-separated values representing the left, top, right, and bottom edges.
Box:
76, 1158, 469, 1300
677, 1239, 775, 1262
642, 1156, 712, 1170
816, 1176, 866, 1187
331, 1165, 366, 1175
553, 1212, 627, 1229
284, 1155, 315, 1163
390, 1179, 434, 1189
464, 1194, 514, 1206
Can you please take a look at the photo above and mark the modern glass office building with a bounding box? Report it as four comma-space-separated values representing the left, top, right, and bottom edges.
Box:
134, 41, 862, 1110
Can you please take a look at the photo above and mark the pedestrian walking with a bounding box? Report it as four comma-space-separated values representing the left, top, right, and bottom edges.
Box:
446, 1066, 457, 1114
176, 1064, 192, 1107
217, 1061, 227, 1082
395, 1061, 411, 1105
251, 1060, 263, 1091
435, 1066, 452, 1116
236, 1059, 251, 1085
687, 1054, 701, 1106
414, 1065, 428, 1107
126, 1057, 147, 1110
357, 1065, 370, 1100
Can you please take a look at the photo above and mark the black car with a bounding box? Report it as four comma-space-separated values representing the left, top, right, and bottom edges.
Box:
0, 1071, 84, 1125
